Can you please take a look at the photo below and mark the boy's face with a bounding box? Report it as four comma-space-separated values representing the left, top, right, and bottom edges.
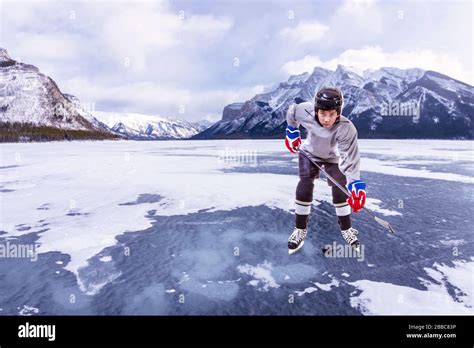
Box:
317, 109, 339, 128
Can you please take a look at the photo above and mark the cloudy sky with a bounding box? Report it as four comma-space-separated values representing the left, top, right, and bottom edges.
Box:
1, 0, 472, 121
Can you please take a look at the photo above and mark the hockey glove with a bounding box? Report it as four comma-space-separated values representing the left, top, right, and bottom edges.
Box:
346, 179, 366, 213
285, 125, 302, 154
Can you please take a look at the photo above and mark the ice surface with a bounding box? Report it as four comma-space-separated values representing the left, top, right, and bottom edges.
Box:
0, 139, 472, 314
0, 140, 405, 286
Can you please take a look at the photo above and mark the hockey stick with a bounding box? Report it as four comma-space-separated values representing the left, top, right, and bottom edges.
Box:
299, 150, 395, 234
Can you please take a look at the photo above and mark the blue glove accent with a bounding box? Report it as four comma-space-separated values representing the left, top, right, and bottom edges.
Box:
347, 179, 366, 195
286, 125, 300, 140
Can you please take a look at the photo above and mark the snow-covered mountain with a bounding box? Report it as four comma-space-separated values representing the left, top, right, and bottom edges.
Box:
93, 111, 206, 140
0, 48, 117, 141
3, 46, 471, 142
0, 48, 210, 142
193, 119, 213, 132
193, 65, 474, 139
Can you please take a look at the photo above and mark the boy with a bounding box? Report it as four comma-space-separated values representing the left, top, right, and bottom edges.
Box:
285, 87, 366, 254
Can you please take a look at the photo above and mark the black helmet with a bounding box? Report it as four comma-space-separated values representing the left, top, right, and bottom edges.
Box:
315, 87, 344, 115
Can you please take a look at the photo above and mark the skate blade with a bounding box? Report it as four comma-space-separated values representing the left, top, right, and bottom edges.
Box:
288, 241, 305, 255
351, 243, 361, 253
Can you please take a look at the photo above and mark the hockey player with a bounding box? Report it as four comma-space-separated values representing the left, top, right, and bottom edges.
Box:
285, 87, 366, 254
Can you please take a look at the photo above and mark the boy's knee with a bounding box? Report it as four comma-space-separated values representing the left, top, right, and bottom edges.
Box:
331, 185, 347, 204
296, 177, 314, 202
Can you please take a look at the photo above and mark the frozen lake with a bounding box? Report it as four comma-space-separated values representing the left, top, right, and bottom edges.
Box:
0, 139, 472, 315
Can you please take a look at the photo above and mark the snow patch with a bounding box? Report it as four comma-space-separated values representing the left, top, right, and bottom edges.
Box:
313, 278, 340, 291
295, 287, 318, 296
439, 239, 466, 247
350, 260, 473, 315
363, 158, 473, 184
237, 260, 280, 291
295, 277, 341, 296
18, 305, 39, 316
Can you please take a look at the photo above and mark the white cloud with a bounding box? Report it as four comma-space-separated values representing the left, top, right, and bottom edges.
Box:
1, 0, 235, 120
279, 21, 329, 44
282, 55, 325, 76
62, 76, 264, 121
329, 0, 385, 39
282, 46, 473, 85
13, 32, 82, 61
0, 0, 233, 75
1, 0, 472, 121
336, 0, 378, 17
100, 4, 232, 72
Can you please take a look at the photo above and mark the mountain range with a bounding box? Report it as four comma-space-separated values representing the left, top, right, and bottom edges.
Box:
93, 111, 208, 140
193, 65, 473, 139
0, 48, 207, 142
1, 47, 472, 142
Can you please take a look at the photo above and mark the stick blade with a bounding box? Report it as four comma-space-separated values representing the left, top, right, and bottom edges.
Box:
374, 216, 395, 233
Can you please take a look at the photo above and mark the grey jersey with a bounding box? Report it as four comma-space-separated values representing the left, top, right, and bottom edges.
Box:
286, 101, 361, 183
